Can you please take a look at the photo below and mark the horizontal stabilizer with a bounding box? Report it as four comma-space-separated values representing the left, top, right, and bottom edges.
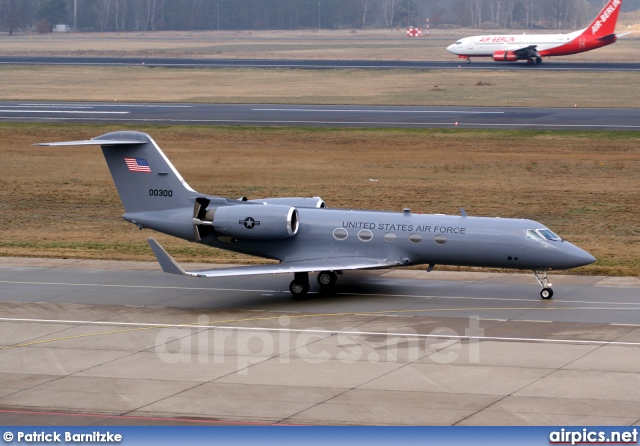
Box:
598, 33, 617, 41
35, 139, 144, 147
147, 237, 399, 278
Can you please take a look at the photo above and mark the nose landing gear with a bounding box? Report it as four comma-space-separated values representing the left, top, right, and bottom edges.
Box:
534, 270, 553, 299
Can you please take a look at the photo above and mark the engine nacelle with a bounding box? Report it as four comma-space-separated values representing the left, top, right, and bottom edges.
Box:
492, 50, 518, 62
211, 204, 299, 240
248, 197, 325, 208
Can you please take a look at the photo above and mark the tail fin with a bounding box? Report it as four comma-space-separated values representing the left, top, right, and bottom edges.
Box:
584, 0, 622, 37
37, 131, 197, 214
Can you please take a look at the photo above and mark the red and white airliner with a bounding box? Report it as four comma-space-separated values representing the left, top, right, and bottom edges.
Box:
447, 0, 623, 64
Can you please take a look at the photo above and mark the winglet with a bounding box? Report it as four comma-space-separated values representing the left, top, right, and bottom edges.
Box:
147, 238, 188, 276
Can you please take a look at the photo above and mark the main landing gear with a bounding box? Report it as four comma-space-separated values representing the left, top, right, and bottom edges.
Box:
534, 270, 553, 300
527, 57, 543, 65
289, 270, 340, 299
289, 272, 311, 299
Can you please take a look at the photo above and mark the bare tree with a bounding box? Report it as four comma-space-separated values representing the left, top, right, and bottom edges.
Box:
451, 0, 471, 26
469, 0, 482, 27
131, 0, 159, 31
359, 0, 372, 27
0, 0, 25, 35
381, 0, 400, 26
544, 0, 578, 29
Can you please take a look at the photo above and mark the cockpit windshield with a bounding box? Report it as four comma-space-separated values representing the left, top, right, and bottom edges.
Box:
526, 229, 542, 239
456, 41, 462, 45
538, 229, 561, 241
527, 228, 562, 241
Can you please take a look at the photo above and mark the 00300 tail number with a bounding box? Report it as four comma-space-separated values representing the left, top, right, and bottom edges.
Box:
149, 189, 173, 197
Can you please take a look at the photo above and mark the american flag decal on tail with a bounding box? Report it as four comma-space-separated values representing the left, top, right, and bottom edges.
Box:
124, 157, 151, 173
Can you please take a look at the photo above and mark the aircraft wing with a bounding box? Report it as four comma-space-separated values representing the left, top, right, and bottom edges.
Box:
511, 45, 539, 58
148, 238, 400, 278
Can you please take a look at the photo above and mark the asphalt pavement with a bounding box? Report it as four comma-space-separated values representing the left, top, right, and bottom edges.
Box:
2, 101, 639, 130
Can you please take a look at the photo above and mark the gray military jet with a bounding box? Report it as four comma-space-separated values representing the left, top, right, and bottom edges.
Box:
37, 131, 595, 300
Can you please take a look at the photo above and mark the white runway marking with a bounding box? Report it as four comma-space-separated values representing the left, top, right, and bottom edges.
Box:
0, 279, 276, 293
253, 108, 506, 114
2, 316, 640, 347
16, 104, 193, 108
1, 279, 640, 307
2, 116, 640, 129
0, 110, 129, 114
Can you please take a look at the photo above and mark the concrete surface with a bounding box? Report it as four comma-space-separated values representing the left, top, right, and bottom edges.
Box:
0, 258, 639, 425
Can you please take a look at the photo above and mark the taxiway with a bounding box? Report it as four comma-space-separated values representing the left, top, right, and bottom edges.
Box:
1, 258, 639, 425
2, 56, 640, 71
2, 101, 639, 131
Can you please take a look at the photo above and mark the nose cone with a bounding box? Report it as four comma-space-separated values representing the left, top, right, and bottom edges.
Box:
559, 243, 596, 269
446, 43, 458, 54
574, 249, 596, 268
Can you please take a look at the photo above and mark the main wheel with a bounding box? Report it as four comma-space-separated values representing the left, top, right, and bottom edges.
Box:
290, 280, 310, 299
535, 57, 542, 64
540, 288, 553, 299
317, 271, 338, 288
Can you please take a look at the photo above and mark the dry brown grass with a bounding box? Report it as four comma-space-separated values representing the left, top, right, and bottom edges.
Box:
0, 123, 638, 276
0, 65, 638, 108
1, 29, 638, 62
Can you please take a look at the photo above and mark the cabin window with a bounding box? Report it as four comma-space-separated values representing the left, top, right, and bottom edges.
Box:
358, 229, 373, 242
409, 234, 422, 244
333, 228, 348, 240
384, 232, 397, 242
434, 235, 447, 245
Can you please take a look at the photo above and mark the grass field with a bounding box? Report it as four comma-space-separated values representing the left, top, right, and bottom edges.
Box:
1, 123, 638, 276
1, 29, 638, 62
1, 65, 639, 108
0, 31, 638, 275
1, 29, 638, 108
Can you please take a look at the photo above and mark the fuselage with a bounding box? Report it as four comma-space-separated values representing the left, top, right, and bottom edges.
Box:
124, 204, 596, 272
447, 0, 622, 62
446, 28, 615, 59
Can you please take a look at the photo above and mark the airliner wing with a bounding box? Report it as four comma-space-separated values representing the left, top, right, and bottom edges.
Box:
511, 45, 539, 58
148, 238, 400, 278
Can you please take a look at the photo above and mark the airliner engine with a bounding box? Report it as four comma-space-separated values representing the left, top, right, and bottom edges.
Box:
492, 50, 518, 61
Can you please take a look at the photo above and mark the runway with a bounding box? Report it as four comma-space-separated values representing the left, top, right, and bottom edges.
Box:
1, 258, 640, 425
2, 56, 640, 71
2, 101, 640, 130
2, 259, 640, 324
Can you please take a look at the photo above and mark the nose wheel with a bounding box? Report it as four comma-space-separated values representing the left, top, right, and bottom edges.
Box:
534, 270, 553, 299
